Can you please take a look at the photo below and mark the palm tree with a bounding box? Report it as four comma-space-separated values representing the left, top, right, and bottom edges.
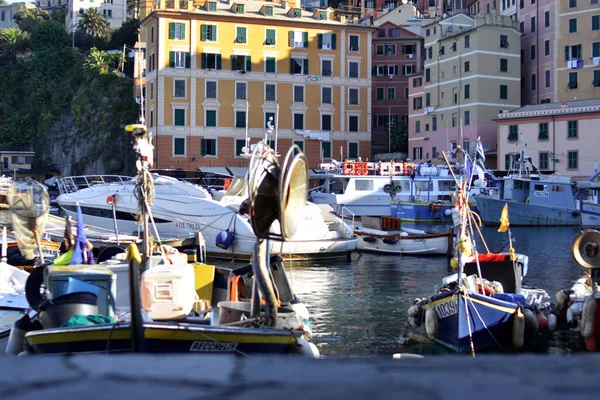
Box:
0, 28, 29, 63
83, 47, 111, 75
78, 8, 109, 39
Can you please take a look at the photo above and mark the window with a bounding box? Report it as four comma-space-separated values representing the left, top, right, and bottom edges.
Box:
208, 1, 216, 11
531, 74, 537, 91
385, 44, 396, 55
265, 84, 276, 101
169, 22, 185, 40
290, 30, 308, 48
593, 15, 600, 31
321, 114, 331, 131
464, 111, 470, 126
403, 65, 415, 75
565, 44, 582, 60
520, 21, 525, 33
376, 88, 384, 101
545, 70, 551, 88
349, 88, 359, 105
201, 53, 221, 70
236, 4, 245, 13
349, 35, 359, 51
236, 82, 247, 100
151, 27, 154, 43
539, 152, 549, 169
348, 116, 359, 132
545, 40, 550, 56
293, 8, 301, 17
531, 16, 536, 33
402, 44, 416, 55
500, 85, 508, 99
568, 72, 578, 89
464, 84, 470, 99
432, 116, 437, 131
265, 28, 276, 45
538, 122, 549, 140
413, 97, 423, 109
150, 83, 154, 100
531, 44, 536, 61
235, 111, 246, 128
1, 11, 4, 21
265, 112, 275, 129
568, 151, 578, 169
500, 35, 508, 48
508, 125, 518, 141
464, 35, 470, 48
321, 59, 332, 76
322, 87, 332, 104
201, 139, 217, 156
318, 33, 336, 50
415, 121, 421, 133
201, 24, 217, 42
505, 154, 512, 170
569, 18, 577, 33
174, 138, 185, 156
568, 121, 578, 138
543, 11, 550, 28
426, 29, 430, 37
569, 0, 577, 8
386, 88, 395, 100
150, 110, 154, 127
265, 5, 273, 16
349, 143, 358, 159
205, 110, 217, 127
206, 81, 217, 98
425, 68, 430, 82
500, 58, 508, 72
235, 139, 246, 156
265, 57, 276, 73
521, 49, 524, 64
321, 142, 331, 158
294, 141, 304, 151
170, 51, 190, 68
231, 55, 251, 72
293, 85, 304, 103
174, 80, 185, 98
425, 93, 430, 107
290, 58, 308, 75
464, 61, 470, 72
378, 29, 385, 37
594, 70, 600, 87
593, 42, 600, 58
174, 109, 185, 126
388, 28, 400, 37
293, 113, 304, 130
348, 62, 359, 78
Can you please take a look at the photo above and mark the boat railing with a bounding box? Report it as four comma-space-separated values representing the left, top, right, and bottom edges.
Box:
340, 206, 356, 233
57, 175, 134, 194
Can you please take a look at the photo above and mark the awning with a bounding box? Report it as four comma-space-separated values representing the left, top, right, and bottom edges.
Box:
197, 167, 231, 176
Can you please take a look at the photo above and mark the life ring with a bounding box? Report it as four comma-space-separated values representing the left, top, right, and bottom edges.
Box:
404, 163, 415, 175
343, 163, 353, 175
429, 203, 442, 212
106, 195, 115, 204
358, 163, 368, 175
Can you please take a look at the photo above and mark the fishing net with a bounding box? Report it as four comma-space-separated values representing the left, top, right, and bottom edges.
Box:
7, 179, 50, 260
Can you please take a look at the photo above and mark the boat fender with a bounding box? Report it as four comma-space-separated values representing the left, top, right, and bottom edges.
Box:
216, 230, 235, 250
25, 264, 48, 311
382, 238, 398, 245
580, 295, 597, 340
383, 184, 393, 194
5, 315, 35, 356
523, 308, 539, 342
424, 307, 438, 339
295, 337, 320, 358
363, 236, 378, 243
555, 289, 570, 311
407, 304, 420, 317
547, 313, 558, 332
17, 351, 32, 357
536, 311, 549, 332
512, 307, 525, 348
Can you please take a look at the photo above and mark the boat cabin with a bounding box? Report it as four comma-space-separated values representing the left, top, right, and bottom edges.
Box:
500, 175, 575, 209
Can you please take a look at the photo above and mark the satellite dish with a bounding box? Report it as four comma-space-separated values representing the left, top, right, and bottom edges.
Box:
571, 229, 600, 269
279, 145, 308, 239
247, 142, 281, 239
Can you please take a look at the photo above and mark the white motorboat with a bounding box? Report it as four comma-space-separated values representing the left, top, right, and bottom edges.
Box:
56, 174, 356, 261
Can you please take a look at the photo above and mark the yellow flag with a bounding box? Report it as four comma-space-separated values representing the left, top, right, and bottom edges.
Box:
498, 203, 510, 232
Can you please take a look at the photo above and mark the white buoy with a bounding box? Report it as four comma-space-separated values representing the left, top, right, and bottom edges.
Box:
512, 307, 525, 348
425, 307, 438, 339
393, 353, 424, 359
580, 295, 597, 340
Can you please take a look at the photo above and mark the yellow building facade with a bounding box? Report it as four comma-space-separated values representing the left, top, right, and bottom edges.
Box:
140, 0, 374, 169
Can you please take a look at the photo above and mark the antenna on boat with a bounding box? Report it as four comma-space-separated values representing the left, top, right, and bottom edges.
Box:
137, 29, 144, 125
274, 103, 279, 154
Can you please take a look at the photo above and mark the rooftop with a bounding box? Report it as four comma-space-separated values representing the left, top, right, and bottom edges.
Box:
495, 99, 600, 120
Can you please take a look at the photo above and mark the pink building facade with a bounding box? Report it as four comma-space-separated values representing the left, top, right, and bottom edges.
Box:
371, 23, 423, 153
519, 0, 556, 105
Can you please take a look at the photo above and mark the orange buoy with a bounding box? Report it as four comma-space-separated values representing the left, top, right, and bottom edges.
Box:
106, 195, 115, 204
224, 178, 232, 191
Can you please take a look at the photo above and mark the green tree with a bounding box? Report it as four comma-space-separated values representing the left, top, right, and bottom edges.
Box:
78, 8, 110, 39
14, 7, 51, 33
109, 18, 139, 49
0, 28, 30, 64
83, 47, 112, 76
390, 120, 409, 154
0, 0, 7, 6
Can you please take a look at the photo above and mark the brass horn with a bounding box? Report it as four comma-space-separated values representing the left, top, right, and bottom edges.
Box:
571, 229, 600, 269
279, 145, 308, 240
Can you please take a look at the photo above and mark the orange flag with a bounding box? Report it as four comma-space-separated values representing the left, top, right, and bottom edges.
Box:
498, 203, 510, 233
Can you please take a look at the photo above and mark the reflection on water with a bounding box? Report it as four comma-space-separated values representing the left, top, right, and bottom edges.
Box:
287, 222, 586, 356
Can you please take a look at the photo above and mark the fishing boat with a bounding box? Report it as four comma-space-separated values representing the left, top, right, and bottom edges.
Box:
475, 142, 579, 227
406, 142, 556, 354
6, 124, 320, 357
349, 216, 453, 256
308, 159, 493, 219
576, 170, 600, 229
555, 229, 600, 351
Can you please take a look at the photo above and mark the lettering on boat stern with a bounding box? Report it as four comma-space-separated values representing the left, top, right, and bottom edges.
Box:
435, 299, 458, 319
534, 191, 549, 198
175, 221, 203, 231
189, 342, 239, 352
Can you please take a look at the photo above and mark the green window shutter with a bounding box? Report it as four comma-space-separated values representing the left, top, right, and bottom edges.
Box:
290, 58, 295, 74
216, 54, 222, 69
231, 55, 237, 70
201, 139, 206, 156
185, 52, 190, 68
289, 31, 294, 47
169, 51, 175, 67
206, 110, 216, 127
593, 42, 600, 58
201, 24, 207, 41
322, 142, 331, 158
303, 59, 308, 74
349, 143, 358, 158
180, 23, 185, 40
246, 56, 251, 72
303, 31, 308, 48
331, 33, 337, 49
318, 33, 322, 49
174, 109, 185, 125
201, 53, 207, 69
266, 57, 275, 73
236, 140, 245, 156
237, 26, 245, 42
266, 29, 275, 44
577, 44, 582, 59
565, 45, 569, 61
169, 22, 175, 39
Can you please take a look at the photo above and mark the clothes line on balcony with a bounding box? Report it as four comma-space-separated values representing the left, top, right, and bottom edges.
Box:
295, 130, 330, 141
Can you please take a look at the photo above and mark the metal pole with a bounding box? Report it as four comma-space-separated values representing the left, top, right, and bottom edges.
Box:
275, 103, 279, 154
388, 106, 391, 154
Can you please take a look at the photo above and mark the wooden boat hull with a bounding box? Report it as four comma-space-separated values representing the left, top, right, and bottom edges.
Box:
25, 322, 303, 355
354, 226, 453, 256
